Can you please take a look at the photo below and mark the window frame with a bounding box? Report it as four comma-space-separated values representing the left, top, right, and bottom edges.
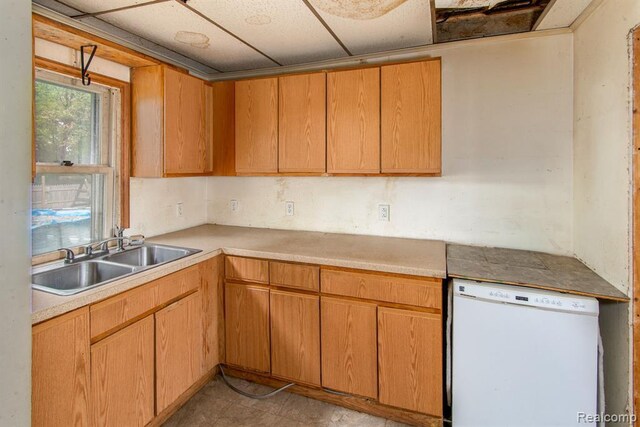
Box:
32, 57, 131, 265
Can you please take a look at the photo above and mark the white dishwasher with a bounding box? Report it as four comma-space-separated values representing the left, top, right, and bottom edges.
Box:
451, 279, 599, 427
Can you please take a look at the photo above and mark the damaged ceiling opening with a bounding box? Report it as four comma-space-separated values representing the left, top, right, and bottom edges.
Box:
436, 0, 552, 42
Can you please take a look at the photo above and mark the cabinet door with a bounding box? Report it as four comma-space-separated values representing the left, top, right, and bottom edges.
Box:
327, 68, 380, 173
164, 67, 208, 174
378, 307, 442, 416
270, 289, 320, 385
225, 282, 271, 372
32, 308, 90, 427
278, 73, 326, 173
321, 297, 377, 398
91, 315, 155, 427
235, 78, 278, 173
156, 291, 204, 413
381, 60, 441, 174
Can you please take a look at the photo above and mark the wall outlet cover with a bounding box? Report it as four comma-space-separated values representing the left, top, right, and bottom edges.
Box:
230, 199, 239, 212
176, 202, 183, 218
378, 204, 390, 221
285, 201, 295, 216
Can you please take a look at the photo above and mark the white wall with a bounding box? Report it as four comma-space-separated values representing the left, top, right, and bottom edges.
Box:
573, 0, 640, 294
207, 33, 575, 255
129, 178, 208, 238
0, 1, 33, 425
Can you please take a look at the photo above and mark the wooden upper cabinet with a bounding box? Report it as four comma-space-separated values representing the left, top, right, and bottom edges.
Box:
209, 81, 236, 176
235, 77, 278, 174
381, 59, 442, 174
132, 65, 209, 177
327, 68, 380, 173
378, 307, 443, 416
32, 308, 90, 427
278, 73, 326, 173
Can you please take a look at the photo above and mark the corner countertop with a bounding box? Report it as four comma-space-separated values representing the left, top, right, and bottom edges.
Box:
32, 225, 447, 324
447, 244, 628, 301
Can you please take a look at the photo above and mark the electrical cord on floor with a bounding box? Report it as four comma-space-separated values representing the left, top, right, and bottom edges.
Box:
219, 366, 295, 400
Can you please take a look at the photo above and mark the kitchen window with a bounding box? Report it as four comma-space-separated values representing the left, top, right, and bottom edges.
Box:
32, 69, 122, 256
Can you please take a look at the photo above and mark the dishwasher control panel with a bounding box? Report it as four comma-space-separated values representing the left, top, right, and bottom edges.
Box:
453, 279, 599, 315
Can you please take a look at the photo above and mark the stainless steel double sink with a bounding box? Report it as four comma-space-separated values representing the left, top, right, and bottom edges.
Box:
32, 244, 201, 296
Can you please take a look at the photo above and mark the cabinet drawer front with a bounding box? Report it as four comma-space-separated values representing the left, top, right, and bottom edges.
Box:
90, 266, 200, 339
155, 265, 201, 305
225, 256, 269, 284
321, 268, 442, 309
269, 261, 319, 291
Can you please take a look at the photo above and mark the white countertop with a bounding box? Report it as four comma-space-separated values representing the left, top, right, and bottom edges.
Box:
32, 225, 447, 324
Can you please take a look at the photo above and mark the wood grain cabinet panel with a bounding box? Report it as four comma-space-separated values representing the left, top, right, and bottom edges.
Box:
200, 255, 225, 371
327, 68, 380, 173
164, 67, 208, 175
321, 268, 442, 309
209, 81, 236, 176
225, 256, 269, 284
131, 65, 210, 177
235, 77, 278, 173
381, 60, 441, 174
278, 73, 326, 173
378, 307, 442, 416
321, 297, 377, 398
156, 291, 204, 413
32, 308, 90, 427
91, 315, 155, 427
270, 289, 321, 385
269, 261, 319, 291
225, 282, 271, 372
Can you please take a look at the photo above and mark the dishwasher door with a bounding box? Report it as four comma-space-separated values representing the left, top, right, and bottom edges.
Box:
452, 280, 598, 427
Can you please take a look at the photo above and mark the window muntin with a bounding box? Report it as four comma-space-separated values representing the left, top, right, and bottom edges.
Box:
32, 69, 120, 256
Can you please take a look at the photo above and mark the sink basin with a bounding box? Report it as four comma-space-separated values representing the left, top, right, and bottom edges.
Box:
32, 261, 137, 296
101, 245, 196, 267
32, 244, 201, 296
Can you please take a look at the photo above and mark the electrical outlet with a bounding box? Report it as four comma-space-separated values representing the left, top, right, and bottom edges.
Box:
285, 201, 295, 216
378, 204, 390, 222
176, 202, 183, 218
230, 199, 239, 212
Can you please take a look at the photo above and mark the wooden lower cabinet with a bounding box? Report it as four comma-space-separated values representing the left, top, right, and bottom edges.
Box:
225, 282, 271, 372
378, 307, 443, 416
320, 297, 377, 399
270, 289, 321, 386
32, 308, 90, 427
200, 255, 225, 371
156, 291, 204, 413
91, 315, 155, 427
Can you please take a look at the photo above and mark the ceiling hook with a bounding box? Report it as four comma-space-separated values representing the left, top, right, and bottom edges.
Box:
80, 45, 97, 86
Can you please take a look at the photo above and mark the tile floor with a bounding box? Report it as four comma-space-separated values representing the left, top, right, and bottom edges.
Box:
163, 376, 410, 426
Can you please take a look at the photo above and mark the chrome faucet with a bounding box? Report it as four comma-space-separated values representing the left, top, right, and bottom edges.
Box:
58, 248, 76, 263
58, 226, 145, 264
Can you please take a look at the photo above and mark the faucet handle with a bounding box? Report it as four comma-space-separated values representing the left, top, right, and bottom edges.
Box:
114, 225, 125, 238
58, 248, 75, 263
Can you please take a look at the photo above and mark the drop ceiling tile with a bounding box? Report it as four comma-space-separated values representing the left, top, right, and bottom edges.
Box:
535, 0, 592, 30
94, 1, 276, 71
189, 0, 348, 65
309, 0, 434, 55
61, 0, 160, 14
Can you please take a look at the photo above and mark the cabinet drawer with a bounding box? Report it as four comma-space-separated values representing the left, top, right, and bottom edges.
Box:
225, 256, 269, 284
90, 266, 200, 339
321, 268, 442, 309
270, 261, 319, 291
